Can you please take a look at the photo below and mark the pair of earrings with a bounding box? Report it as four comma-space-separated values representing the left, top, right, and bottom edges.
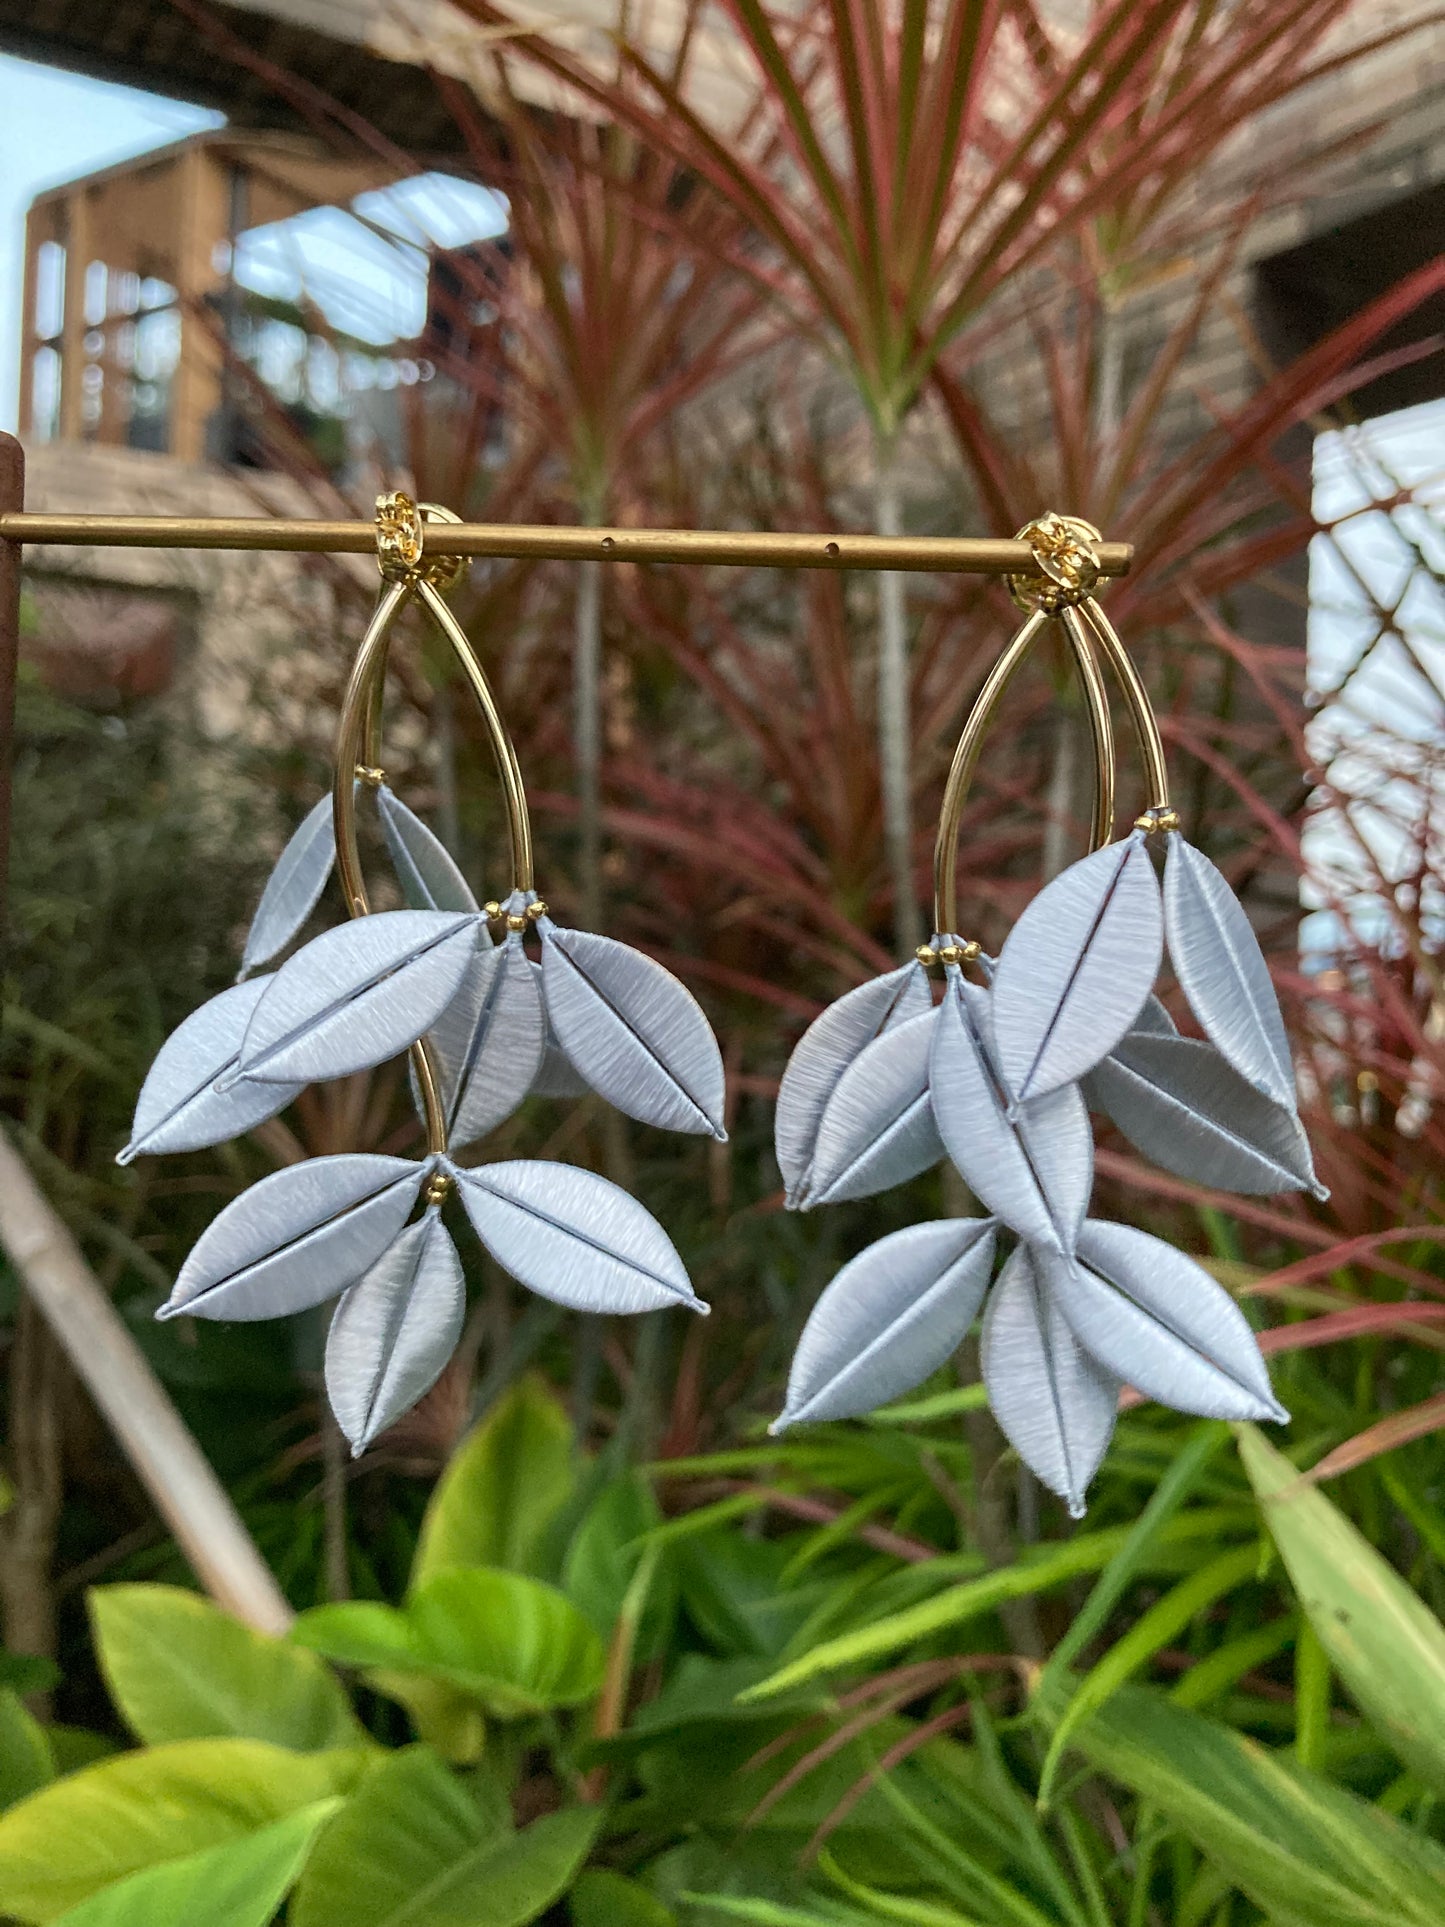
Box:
124, 503, 1311, 1509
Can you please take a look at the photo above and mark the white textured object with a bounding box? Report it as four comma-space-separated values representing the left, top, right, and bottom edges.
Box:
539, 922, 726, 1138
802, 1010, 943, 1208
325, 1208, 466, 1453
236, 910, 479, 1085
161, 1154, 426, 1322
238, 795, 336, 976
120, 978, 302, 1163
1053, 1220, 1287, 1422
991, 833, 1162, 1105
773, 1217, 996, 1430
775, 963, 932, 1203
1085, 1032, 1324, 1198
428, 937, 545, 1148
450, 1158, 706, 1315
528, 961, 592, 1098
930, 976, 1093, 1252
981, 1243, 1119, 1519
1164, 834, 1296, 1110
376, 785, 480, 916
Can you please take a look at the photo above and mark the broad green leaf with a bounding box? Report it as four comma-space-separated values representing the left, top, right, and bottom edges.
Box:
1057, 1683, 1445, 1927
294, 1746, 599, 1927
740, 1518, 1242, 1698
0, 1738, 364, 1924
51, 1799, 337, 1927
1237, 1423, 1445, 1797
90, 1585, 364, 1751
1036, 1540, 1259, 1809
296, 1569, 605, 1719
0, 1693, 54, 1812
412, 1377, 575, 1588
407, 1568, 606, 1717
569, 1867, 678, 1926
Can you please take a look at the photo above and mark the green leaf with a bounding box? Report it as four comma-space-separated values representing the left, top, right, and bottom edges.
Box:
1237, 1423, 1445, 1798
1056, 1683, 1445, 1927
569, 1867, 678, 1926
740, 1518, 1236, 1698
90, 1585, 364, 1751
294, 1745, 600, 1927
412, 1377, 575, 1588
563, 1473, 676, 1660
50, 1799, 337, 1927
0, 1738, 365, 1924
295, 1569, 605, 1719
1036, 1540, 1259, 1810
0, 1693, 54, 1812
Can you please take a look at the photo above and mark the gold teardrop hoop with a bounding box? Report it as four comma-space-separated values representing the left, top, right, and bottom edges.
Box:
329, 492, 538, 1155
930, 514, 1173, 946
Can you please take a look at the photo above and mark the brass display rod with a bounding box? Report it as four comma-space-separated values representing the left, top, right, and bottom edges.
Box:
0, 511, 1132, 579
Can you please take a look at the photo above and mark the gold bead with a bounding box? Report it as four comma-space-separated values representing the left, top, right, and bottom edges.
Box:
526, 900, 547, 921
353, 764, 385, 787
960, 939, 982, 962
915, 944, 939, 967
938, 943, 963, 966
424, 1172, 453, 1205
483, 901, 503, 919
1134, 806, 1180, 836
506, 912, 528, 932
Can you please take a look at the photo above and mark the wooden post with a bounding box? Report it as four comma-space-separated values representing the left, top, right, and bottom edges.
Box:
58, 190, 90, 443
171, 145, 226, 464
0, 432, 22, 961
16, 218, 41, 440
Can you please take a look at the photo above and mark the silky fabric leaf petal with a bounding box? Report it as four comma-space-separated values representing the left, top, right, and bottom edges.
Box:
120, 980, 303, 1164
773, 1217, 996, 1430
775, 962, 932, 1204
161, 1154, 427, 1323
930, 973, 1093, 1252
992, 833, 1163, 1104
1052, 1220, 1287, 1422
527, 962, 591, 1098
325, 1208, 466, 1453
1164, 834, 1296, 1110
982, 1242, 1120, 1519
238, 796, 336, 976
375, 785, 481, 916
538, 922, 725, 1137
1131, 994, 1178, 1039
425, 937, 544, 1149
450, 1159, 706, 1315
802, 1010, 943, 1208
1085, 1033, 1325, 1198
236, 910, 479, 1085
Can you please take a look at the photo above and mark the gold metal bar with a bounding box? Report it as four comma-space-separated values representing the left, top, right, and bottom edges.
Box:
1071, 598, 1171, 814
332, 580, 449, 1158
0, 512, 1132, 578
1068, 616, 1117, 852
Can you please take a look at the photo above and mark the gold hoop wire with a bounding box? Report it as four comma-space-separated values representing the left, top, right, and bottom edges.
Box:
930, 515, 1173, 945
330, 493, 538, 1156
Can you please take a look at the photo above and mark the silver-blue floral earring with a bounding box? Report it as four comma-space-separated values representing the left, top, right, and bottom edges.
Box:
123, 493, 724, 1452
772, 514, 1319, 1515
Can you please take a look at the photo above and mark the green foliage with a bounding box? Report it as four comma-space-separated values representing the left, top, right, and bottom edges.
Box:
411, 1377, 576, 1587
1238, 1423, 1445, 1797
0, 1693, 55, 1812
291, 1743, 599, 1926
89, 1586, 365, 1751
50, 1802, 338, 1927
1053, 1683, 1445, 1927
0, 1740, 364, 1923
294, 1566, 606, 1718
